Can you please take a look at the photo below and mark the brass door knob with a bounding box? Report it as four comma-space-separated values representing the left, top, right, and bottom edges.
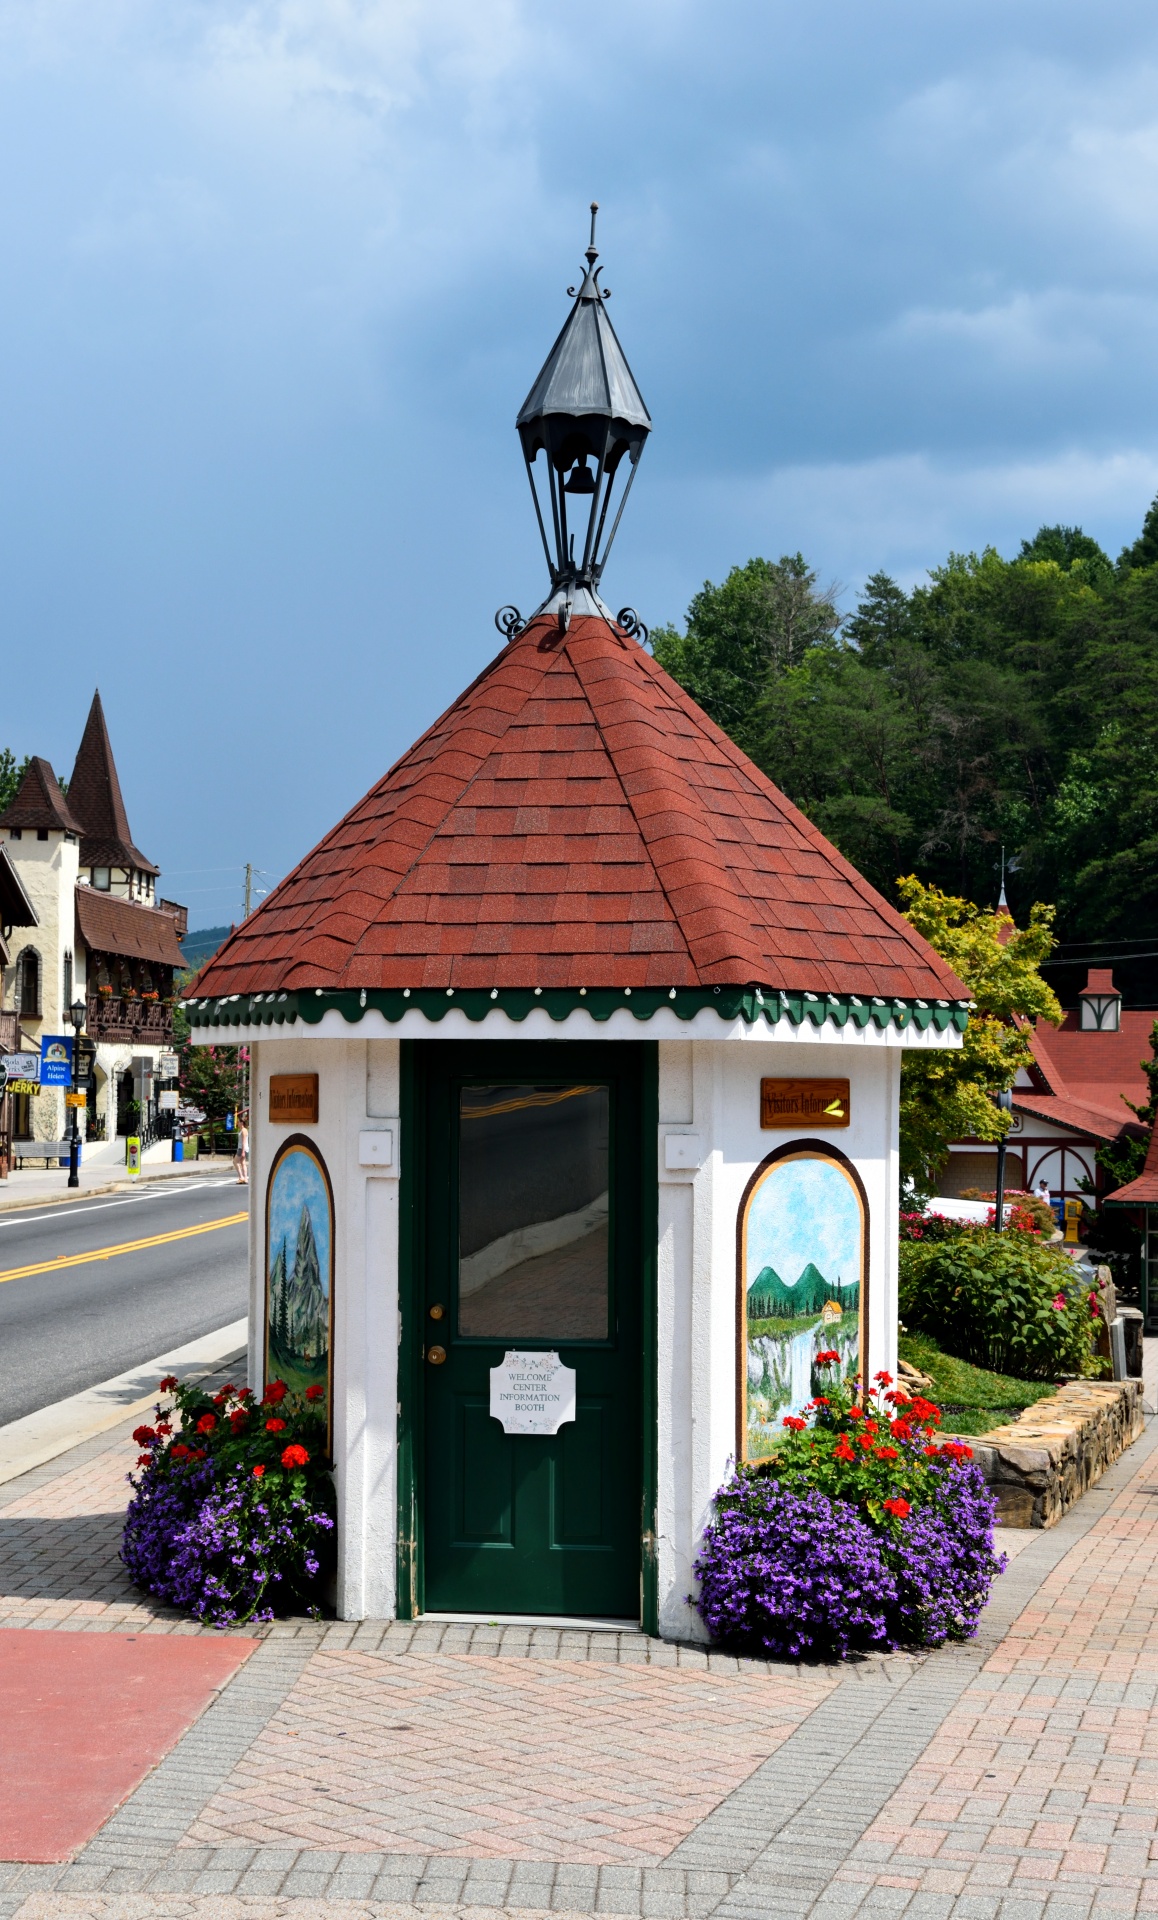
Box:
427, 1345, 447, 1366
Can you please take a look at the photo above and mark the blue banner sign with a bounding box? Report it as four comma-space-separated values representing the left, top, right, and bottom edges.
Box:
40, 1036, 74, 1086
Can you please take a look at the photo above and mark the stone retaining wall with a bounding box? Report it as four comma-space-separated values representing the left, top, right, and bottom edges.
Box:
967, 1378, 1146, 1529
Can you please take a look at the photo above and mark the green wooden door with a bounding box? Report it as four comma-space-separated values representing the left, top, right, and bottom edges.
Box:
417, 1041, 644, 1619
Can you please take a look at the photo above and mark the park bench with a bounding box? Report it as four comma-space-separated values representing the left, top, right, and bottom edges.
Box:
12, 1141, 76, 1168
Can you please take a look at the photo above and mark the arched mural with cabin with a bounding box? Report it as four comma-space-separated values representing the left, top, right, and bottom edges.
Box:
737, 1143, 868, 1461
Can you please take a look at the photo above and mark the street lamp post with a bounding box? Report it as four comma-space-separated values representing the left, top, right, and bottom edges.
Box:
66, 995, 86, 1190
993, 1087, 1013, 1232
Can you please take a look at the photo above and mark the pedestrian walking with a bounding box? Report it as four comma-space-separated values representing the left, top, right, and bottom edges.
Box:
235, 1111, 249, 1186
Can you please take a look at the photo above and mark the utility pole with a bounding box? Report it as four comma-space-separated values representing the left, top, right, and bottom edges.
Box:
243, 863, 253, 918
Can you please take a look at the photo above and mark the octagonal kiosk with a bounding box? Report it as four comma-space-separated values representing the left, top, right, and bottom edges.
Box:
187, 216, 969, 1636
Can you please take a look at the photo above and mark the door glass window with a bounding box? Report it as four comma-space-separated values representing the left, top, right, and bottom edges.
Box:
458, 1083, 609, 1340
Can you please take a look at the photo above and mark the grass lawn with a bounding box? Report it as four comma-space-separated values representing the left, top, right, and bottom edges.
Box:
898, 1331, 1059, 1436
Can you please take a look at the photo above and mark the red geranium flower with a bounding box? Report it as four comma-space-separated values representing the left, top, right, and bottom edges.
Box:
230, 1409, 249, 1431
875, 1445, 899, 1461
940, 1440, 974, 1462
136, 1452, 152, 1466
811, 1396, 830, 1406
306, 1385, 325, 1402
883, 1497, 911, 1518
924, 1445, 939, 1458
265, 1417, 286, 1433
252, 1464, 266, 1478
815, 1350, 840, 1365
236, 1388, 254, 1402
195, 1414, 216, 1434
874, 1371, 893, 1386
132, 1426, 157, 1445
782, 1415, 806, 1431
281, 1443, 309, 1469
190, 1448, 207, 1461
156, 1421, 172, 1436
171, 1443, 192, 1459
263, 1380, 288, 1405
833, 1437, 856, 1462
847, 1406, 864, 1421
158, 1375, 178, 1392
858, 1433, 874, 1450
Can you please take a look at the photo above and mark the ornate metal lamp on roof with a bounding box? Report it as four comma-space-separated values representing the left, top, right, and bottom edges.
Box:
503, 204, 652, 638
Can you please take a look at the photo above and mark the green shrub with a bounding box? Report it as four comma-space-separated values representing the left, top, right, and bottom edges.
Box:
898, 1232, 1097, 1380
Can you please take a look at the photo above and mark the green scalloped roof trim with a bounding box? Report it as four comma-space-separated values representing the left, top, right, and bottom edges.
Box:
184, 985, 971, 1034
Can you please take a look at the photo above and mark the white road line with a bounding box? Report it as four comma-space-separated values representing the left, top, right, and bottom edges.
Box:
0, 1180, 241, 1230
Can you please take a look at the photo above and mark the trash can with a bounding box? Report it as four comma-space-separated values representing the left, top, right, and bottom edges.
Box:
171, 1137, 184, 1163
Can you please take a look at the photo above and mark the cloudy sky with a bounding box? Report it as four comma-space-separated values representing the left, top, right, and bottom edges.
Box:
3, 0, 1157, 927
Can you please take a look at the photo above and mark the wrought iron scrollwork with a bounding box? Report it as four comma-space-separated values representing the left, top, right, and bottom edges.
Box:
615, 606, 649, 645
494, 605, 527, 640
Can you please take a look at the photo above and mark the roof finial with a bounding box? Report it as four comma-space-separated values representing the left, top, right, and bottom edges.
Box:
586, 202, 599, 268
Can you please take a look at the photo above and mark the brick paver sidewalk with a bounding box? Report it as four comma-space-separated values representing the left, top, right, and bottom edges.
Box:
0, 1380, 1154, 1920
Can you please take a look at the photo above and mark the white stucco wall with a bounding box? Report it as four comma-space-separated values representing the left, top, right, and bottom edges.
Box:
241, 1025, 911, 1631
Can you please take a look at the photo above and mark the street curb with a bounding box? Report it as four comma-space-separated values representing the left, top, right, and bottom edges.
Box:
0, 1321, 249, 1487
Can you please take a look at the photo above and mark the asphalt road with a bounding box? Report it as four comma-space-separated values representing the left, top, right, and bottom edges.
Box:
0, 1178, 250, 1425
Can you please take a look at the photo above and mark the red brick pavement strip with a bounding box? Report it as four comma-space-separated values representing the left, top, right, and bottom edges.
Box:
0, 1631, 259, 1864
830, 1430, 1158, 1910
181, 1647, 838, 1865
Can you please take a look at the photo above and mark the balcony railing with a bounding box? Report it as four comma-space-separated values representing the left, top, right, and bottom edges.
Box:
86, 995, 175, 1045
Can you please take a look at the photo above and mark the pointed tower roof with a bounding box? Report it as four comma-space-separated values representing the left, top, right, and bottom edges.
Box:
66, 692, 159, 875
188, 612, 969, 1013
0, 756, 83, 837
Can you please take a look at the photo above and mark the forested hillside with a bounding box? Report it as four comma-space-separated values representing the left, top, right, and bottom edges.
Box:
652, 502, 1158, 943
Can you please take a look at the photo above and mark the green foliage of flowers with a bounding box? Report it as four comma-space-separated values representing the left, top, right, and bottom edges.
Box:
899, 1230, 1097, 1380
751, 1358, 971, 1527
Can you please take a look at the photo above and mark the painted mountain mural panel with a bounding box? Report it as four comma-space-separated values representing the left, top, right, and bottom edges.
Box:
740, 1151, 865, 1461
266, 1140, 333, 1422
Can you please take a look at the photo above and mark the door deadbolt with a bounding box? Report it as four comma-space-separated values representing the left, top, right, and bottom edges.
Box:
427, 1345, 447, 1366
429, 1303, 445, 1320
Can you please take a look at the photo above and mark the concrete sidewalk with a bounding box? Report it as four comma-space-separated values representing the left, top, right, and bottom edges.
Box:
0, 1385, 1154, 1919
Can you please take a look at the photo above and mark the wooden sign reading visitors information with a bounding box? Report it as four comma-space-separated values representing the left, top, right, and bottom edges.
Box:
269, 1073, 319, 1126
760, 1077, 850, 1129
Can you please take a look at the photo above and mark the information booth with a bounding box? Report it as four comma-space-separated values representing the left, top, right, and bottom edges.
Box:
187, 220, 969, 1636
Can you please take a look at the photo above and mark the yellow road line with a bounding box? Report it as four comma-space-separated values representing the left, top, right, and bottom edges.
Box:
0, 1212, 249, 1286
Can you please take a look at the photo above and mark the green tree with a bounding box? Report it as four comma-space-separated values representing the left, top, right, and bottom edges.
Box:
1118, 490, 1158, 571
652, 555, 840, 755
0, 749, 30, 813
896, 877, 1061, 1198
172, 995, 242, 1125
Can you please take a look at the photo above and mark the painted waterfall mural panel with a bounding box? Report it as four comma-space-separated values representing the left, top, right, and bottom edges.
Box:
739, 1148, 867, 1461
265, 1136, 334, 1447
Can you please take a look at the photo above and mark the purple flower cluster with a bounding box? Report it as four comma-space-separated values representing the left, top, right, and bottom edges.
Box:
122, 1457, 334, 1626
693, 1459, 1005, 1659
694, 1481, 896, 1658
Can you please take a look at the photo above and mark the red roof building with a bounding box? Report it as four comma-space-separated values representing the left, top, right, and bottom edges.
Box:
939, 969, 1150, 1206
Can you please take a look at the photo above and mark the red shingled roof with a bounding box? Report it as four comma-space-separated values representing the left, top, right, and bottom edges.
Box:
1014, 1011, 1151, 1143
1105, 1126, 1158, 1206
190, 613, 969, 1001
